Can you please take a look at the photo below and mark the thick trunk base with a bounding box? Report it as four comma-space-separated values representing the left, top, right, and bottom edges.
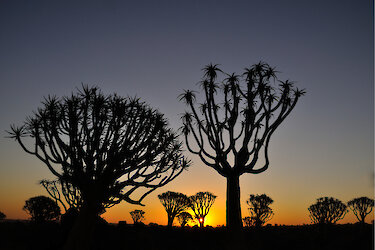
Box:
226, 175, 243, 231
63, 206, 97, 250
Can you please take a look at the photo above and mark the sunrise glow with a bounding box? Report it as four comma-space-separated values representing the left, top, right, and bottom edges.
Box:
0, 4, 373, 250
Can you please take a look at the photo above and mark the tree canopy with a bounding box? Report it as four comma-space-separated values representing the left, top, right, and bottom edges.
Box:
130, 209, 145, 224
246, 194, 274, 227
308, 197, 348, 225
180, 62, 305, 177
9, 86, 189, 213
189, 191, 216, 227
23, 195, 61, 222
348, 197, 374, 224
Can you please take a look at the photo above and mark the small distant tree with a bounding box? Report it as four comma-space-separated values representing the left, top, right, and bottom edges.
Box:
130, 209, 145, 224
243, 216, 255, 227
0, 211, 6, 220
23, 196, 61, 223
158, 191, 190, 227
348, 197, 374, 224
308, 197, 347, 225
189, 192, 216, 227
246, 194, 274, 227
177, 211, 194, 227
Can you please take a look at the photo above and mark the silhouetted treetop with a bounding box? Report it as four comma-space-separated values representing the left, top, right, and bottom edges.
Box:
246, 194, 274, 227
9, 85, 189, 210
130, 209, 145, 224
308, 197, 348, 225
189, 191, 216, 227
180, 62, 305, 176
348, 197, 374, 224
23, 195, 61, 223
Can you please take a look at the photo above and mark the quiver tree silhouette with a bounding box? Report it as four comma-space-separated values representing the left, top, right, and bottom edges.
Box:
179, 62, 304, 230
130, 209, 145, 224
40, 179, 82, 213
177, 211, 194, 227
347, 197, 374, 224
246, 194, 274, 227
189, 192, 216, 227
158, 191, 190, 227
23, 196, 61, 223
308, 197, 348, 225
0, 211, 6, 220
8, 85, 189, 250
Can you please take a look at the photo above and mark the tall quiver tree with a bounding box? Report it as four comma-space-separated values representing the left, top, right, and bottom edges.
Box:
348, 197, 374, 224
8, 86, 189, 250
180, 62, 304, 230
158, 191, 190, 227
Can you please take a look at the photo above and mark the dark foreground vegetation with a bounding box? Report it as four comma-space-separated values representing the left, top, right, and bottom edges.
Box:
0, 220, 373, 250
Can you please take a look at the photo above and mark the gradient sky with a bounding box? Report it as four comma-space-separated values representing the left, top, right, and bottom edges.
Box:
0, 0, 373, 226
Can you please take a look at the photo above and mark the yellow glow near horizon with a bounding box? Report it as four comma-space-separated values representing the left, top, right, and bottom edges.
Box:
2, 162, 373, 227
1, 141, 373, 227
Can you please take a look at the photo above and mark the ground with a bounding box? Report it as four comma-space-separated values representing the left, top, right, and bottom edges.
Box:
0, 220, 373, 250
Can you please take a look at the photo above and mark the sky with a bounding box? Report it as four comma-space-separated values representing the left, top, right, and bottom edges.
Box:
0, 0, 373, 226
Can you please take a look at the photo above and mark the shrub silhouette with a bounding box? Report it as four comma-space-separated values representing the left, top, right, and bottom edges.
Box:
347, 197, 374, 224
246, 194, 274, 227
243, 216, 255, 227
179, 62, 304, 230
0, 211, 6, 220
148, 222, 159, 227
189, 192, 216, 227
177, 211, 194, 227
158, 191, 190, 227
23, 195, 61, 223
8, 85, 189, 249
130, 209, 145, 224
308, 197, 348, 224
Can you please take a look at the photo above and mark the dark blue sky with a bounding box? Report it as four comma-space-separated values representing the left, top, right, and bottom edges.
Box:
0, 0, 373, 224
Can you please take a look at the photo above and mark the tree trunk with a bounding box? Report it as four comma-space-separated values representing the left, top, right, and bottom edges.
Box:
360, 215, 365, 224
199, 217, 205, 227
167, 214, 174, 227
63, 205, 97, 250
226, 174, 243, 230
